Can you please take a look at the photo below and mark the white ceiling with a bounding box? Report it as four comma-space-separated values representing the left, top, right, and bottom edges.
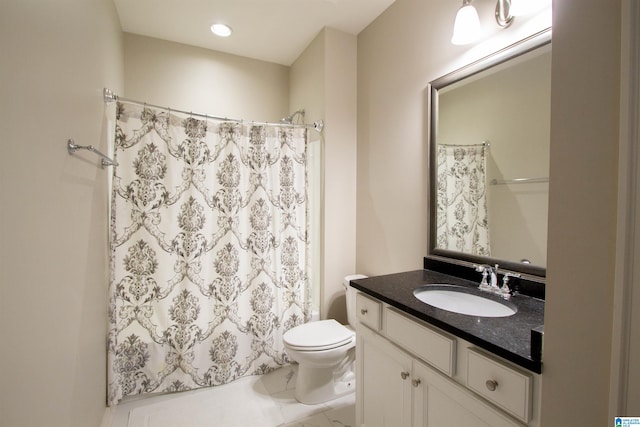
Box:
113, 0, 396, 66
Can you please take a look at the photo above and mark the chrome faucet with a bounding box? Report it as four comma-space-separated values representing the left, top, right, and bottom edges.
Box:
474, 264, 498, 291
474, 264, 520, 299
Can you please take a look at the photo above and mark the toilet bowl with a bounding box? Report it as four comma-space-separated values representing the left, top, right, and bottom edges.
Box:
283, 274, 367, 405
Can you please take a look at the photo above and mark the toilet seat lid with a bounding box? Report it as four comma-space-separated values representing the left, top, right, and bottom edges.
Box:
283, 319, 354, 350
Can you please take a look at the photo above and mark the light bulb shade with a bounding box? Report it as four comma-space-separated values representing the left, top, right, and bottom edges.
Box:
451, 4, 481, 45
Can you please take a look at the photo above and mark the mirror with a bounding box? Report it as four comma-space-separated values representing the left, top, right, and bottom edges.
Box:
428, 29, 551, 278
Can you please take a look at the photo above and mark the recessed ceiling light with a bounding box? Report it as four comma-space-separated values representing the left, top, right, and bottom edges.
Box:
211, 23, 232, 37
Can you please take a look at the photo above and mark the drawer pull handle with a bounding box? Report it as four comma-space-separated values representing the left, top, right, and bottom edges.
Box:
412, 379, 421, 387
400, 371, 410, 380
485, 379, 499, 391
360, 308, 368, 315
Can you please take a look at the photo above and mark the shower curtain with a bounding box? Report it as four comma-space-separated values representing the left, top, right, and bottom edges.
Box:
107, 102, 311, 405
436, 144, 490, 256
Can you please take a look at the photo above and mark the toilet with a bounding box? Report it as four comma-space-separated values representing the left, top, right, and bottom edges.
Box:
283, 274, 367, 404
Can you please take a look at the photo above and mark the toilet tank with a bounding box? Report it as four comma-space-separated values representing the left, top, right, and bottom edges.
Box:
343, 274, 368, 326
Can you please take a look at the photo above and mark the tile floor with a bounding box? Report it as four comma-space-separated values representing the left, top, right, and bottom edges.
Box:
108, 364, 355, 427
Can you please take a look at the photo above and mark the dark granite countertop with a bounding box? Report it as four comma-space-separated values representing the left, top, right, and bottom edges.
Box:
350, 269, 544, 374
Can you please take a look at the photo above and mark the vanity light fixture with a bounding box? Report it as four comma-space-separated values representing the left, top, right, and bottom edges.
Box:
211, 23, 232, 37
451, 0, 481, 45
452, 0, 516, 45
495, 0, 514, 28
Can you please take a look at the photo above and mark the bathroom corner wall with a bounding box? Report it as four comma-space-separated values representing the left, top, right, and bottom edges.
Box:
542, 0, 621, 424
289, 31, 326, 317
0, 0, 123, 426
290, 28, 357, 323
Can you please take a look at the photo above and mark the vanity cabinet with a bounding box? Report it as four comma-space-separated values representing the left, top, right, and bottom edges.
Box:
355, 292, 540, 427
358, 325, 412, 427
412, 359, 522, 427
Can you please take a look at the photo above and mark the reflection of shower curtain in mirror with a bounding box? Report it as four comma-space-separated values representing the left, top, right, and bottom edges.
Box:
107, 102, 311, 405
436, 144, 490, 256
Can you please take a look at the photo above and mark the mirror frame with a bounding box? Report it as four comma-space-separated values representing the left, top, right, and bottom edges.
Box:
428, 28, 551, 279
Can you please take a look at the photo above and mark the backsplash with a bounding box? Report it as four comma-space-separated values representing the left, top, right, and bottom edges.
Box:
424, 256, 545, 300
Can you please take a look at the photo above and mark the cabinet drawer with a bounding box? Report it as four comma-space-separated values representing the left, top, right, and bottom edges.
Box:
385, 308, 455, 376
467, 348, 532, 423
356, 293, 382, 331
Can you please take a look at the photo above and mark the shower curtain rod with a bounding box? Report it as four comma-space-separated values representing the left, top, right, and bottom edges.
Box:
490, 177, 549, 185
103, 88, 324, 133
438, 141, 490, 147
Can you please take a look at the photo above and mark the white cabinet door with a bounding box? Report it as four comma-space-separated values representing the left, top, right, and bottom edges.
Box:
412, 359, 523, 427
358, 327, 412, 427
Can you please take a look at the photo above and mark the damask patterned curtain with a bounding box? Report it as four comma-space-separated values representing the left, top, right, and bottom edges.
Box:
107, 102, 311, 405
436, 144, 490, 256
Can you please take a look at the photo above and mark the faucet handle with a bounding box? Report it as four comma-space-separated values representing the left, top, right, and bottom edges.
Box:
473, 264, 491, 290
502, 272, 521, 285
474, 264, 491, 273
499, 272, 521, 299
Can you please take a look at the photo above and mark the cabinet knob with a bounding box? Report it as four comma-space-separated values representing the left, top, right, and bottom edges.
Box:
400, 371, 410, 380
485, 379, 499, 391
360, 308, 368, 315
412, 379, 421, 387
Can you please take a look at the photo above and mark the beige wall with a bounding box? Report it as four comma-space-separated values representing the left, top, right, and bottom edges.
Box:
124, 33, 289, 121
542, 0, 621, 424
613, 0, 640, 414
322, 29, 358, 322
290, 31, 325, 127
356, 0, 551, 275
290, 31, 326, 317
290, 28, 358, 322
0, 0, 123, 426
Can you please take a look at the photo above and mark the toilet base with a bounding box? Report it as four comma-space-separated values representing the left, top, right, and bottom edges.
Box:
294, 363, 355, 405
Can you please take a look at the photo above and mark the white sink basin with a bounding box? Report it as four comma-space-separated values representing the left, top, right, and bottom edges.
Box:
413, 285, 517, 317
